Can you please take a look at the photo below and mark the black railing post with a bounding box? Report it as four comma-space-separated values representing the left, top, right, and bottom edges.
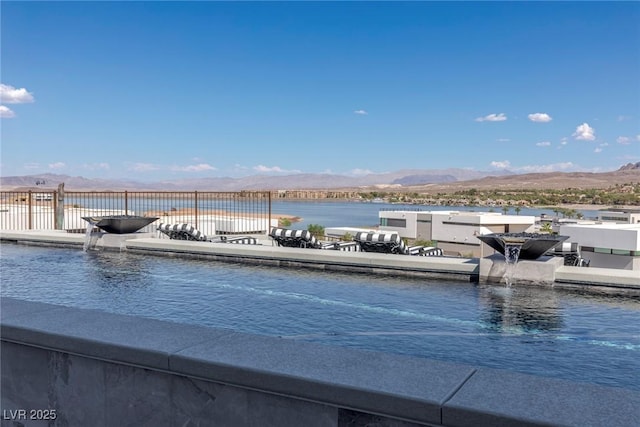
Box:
268, 191, 272, 233
53, 191, 58, 229
28, 190, 33, 230
194, 191, 199, 229
124, 191, 129, 215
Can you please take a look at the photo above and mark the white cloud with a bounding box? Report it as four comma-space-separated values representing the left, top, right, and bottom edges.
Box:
83, 162, 110, 171
594, 147, 602, 153
496, 138, 510, 142
130, 163, 161, 172
572, 123, 596, 141
617, 115, 631, 122
350, 168, 374, 176
536, 141, 551, 147
490, 160, 511, 169
637, 135, 640, 142
0, 84, 35, 103
170, 163, 216, 172
354, 109, 368, 115
253, 165, 301, 174
475, 113, 507, 122
617, 136, 630, 145
516, 162, 576, 173
232, 164, 250, 172
0, 105, 15, 118
528, 113, 552, 123
24, 162, 40, 170
492, 161, 578, 173
599, 142, 609, 147
48, 162, 66, 170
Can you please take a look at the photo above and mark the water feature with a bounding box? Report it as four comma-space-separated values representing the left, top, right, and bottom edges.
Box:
81, 215, 158, 234
82, 217, 99, 252
477, 232, 568, 261
1, 242, 639, 391
503, 242, 523, 286
478, 232, 569, 285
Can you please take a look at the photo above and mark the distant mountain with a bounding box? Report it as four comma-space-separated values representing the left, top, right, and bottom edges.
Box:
618, 162, 640, 171
1, 167, 636, 192
393, 169, 640, 193
392, 174, 457, 185
0, 169, 512, 191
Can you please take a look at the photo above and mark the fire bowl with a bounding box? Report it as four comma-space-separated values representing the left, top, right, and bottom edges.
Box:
477, 232, 569, 260
82, 215, 159, 234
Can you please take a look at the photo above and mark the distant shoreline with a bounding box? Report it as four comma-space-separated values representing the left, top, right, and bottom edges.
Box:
1, 187, 637, 212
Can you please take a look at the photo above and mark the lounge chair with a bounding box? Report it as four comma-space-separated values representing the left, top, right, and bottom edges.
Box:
354, 232, 440, 256
546, 241, 589, 267
268, 227, 359, 251
421, 246, 444, 256
157, 223, 258, 245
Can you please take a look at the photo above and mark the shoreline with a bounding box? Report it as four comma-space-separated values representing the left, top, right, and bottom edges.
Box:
144, 208, 303, 225
272, 199, 637, 212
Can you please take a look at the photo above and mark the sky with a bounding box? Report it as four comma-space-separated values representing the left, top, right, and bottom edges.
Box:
1, 1, 639, 182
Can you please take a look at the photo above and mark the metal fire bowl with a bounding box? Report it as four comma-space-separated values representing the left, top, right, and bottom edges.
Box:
477, 232, 569, 260
82, 215, 159, 234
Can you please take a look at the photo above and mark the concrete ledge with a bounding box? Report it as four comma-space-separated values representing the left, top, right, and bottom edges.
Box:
0, 229, 86, 247
556, 266, 640, 288
443, 368, 640, 427
2, 298, 639, 426
479, 254, 564, 285
0, 299, 234, 371
170, 332, 474, 424
125, 237, 480, 281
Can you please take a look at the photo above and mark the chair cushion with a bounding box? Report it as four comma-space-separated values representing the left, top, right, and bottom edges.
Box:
420, 247, 443, 256
269, 227, 320, 248
225, 236, 258, 245
354, 232, 406, 254
157, 223, 207, 241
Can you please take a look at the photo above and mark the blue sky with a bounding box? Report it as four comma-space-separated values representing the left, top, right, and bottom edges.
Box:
2, 1, 639, 182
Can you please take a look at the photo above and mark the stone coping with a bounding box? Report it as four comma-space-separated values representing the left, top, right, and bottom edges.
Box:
1, 298, 639, 427
556, 266, 640, 287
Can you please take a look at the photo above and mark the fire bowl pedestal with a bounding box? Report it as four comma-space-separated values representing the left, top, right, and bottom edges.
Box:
479, 254, 565, 285
477, 232, 569, 260
82, 215, 159, 234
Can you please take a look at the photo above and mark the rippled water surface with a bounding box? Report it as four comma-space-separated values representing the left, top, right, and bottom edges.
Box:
2, 243, 639, 391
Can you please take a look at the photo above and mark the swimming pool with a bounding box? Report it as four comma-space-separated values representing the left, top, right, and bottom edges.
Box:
1, 242, 639, 391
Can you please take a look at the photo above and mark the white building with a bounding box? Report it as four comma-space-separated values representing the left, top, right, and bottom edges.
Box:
597, 210, 640, 224
379, 210, 535, 257
559, 223, 640, 270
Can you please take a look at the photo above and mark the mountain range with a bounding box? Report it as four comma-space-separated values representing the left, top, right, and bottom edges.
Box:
1, 164, 638, 192
0, 168, 510, 191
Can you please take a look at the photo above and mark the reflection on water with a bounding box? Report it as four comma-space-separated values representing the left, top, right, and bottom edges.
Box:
87, 251, 153, 290
1, 242, 639, 391
479, 285, 563, 333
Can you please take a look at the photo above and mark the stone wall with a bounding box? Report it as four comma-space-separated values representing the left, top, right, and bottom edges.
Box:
2, 298, 639, 427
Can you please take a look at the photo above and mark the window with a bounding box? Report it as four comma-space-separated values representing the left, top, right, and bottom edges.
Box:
386, 218, 407, 228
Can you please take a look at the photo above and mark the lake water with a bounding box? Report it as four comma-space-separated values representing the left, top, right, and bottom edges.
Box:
1, 243, 638, 391
271, 200, 602, 229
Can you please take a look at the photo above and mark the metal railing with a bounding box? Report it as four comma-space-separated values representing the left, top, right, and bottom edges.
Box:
0, 190, 272, 237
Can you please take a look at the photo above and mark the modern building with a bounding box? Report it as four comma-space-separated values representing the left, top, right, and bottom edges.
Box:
559, 223, 640, 270
597, 210, 640, 224
378, 210, 535, 257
